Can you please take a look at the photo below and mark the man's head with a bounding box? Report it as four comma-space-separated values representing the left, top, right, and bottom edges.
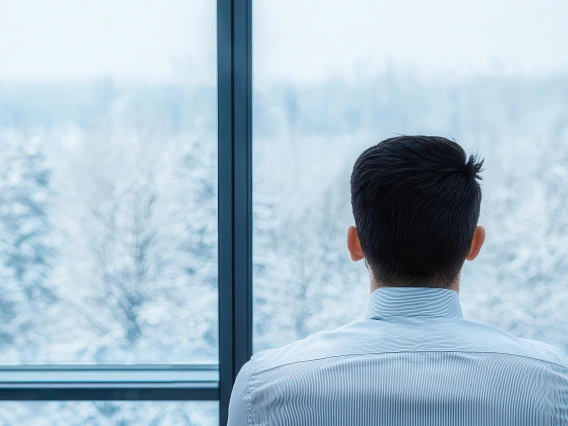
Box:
348, 135, 485, 289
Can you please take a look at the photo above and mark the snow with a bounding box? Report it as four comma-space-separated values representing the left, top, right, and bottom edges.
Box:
0, 69, 567, 424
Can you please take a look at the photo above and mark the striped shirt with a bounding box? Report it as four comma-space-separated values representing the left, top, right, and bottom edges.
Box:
228, 287, 568, 425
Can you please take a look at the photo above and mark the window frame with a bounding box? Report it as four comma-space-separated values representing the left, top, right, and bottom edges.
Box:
0, 0, 254, 423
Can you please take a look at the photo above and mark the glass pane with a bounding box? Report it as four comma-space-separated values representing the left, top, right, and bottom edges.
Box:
0, 402, 217, 426
253, 0, 568, 353
0, 1, 217, 362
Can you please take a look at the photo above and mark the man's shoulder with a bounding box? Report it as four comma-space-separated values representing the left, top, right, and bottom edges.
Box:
253, 320, 371, 374
456, 318, 567, 367
447, 318, 568, 370
252, 318, 568, 375
515, 336, 568, 369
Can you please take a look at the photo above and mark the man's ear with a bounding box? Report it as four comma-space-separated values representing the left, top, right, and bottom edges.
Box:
347, 226, 365, 262
465, 226, 485, 261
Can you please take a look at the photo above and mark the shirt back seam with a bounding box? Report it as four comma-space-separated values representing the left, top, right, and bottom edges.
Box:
253, 349, 568, 374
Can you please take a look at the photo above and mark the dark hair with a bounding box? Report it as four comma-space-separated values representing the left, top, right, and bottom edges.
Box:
350, 135, 483, 288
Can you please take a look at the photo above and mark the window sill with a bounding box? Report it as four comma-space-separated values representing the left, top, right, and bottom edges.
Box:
0, 364, 219, 400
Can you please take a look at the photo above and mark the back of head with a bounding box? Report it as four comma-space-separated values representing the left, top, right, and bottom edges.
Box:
350, 135, 483, 288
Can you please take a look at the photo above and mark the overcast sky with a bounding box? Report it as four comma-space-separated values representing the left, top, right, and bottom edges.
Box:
0, 0, 216, 84
1, 0, 567, 84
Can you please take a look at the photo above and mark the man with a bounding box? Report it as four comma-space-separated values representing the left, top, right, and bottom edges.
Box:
228, 136, 568, 425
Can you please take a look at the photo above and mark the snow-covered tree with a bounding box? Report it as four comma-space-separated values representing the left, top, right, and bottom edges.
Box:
0, 130, 56, 360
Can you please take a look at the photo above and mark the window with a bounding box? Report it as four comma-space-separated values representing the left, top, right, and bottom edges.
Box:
0, 0, 225, 424
0, 402, 218, 425
253, 0, 568, 354
0, 402, 219, 426
0, 0, 217, 363
2, 0, 567, 424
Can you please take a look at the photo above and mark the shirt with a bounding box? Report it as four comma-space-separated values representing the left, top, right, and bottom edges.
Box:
228, 287, 568, 426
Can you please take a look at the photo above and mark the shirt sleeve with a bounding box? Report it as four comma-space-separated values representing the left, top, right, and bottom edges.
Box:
227, 359, 253, 426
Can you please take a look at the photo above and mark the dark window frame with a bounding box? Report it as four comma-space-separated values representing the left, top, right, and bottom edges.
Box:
0, 0, 254, 423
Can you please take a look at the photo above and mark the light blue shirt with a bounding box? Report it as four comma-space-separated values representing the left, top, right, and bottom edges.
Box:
228, 287, 568, 425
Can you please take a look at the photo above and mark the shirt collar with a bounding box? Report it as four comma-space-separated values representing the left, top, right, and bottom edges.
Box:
365, 287, 463, 319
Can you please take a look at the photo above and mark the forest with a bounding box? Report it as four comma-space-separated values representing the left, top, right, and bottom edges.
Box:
0, 70, 567, 424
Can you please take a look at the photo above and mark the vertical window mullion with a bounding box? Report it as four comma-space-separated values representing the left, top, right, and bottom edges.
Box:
218, 0, 253, 423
